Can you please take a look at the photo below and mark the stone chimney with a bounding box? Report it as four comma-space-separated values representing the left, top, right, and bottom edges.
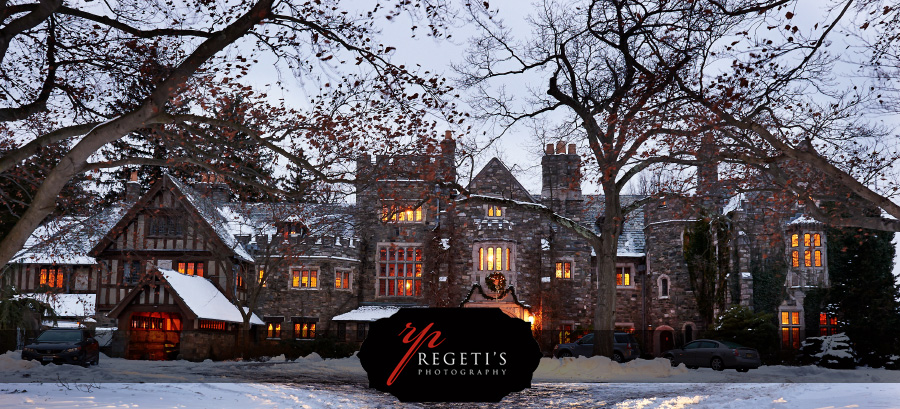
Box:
541, 142, 582, 202
125, 170, 141, 202
440, 130, 457, 183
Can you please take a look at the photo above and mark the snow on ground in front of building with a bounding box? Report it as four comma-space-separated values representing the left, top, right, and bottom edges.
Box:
1, 381, 899, 408
5, 350, 900, 384
4, 351, 900, 407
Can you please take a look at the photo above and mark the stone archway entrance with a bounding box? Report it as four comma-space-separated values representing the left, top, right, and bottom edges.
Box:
654, 325, 675, 356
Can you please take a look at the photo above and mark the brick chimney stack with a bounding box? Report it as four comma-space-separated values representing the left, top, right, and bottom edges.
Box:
440, 130, 457, 183
125, 170, 141, 202
196, 172, 232, 203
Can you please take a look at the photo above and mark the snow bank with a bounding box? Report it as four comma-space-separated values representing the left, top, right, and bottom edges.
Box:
534, 356, 688, 382
0, 350, 40, 370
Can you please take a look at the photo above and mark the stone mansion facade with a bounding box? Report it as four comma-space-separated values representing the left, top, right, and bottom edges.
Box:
5, 134, 830, 360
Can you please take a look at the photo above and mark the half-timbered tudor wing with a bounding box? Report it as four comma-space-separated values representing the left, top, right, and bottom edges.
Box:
88, 173, 254, 311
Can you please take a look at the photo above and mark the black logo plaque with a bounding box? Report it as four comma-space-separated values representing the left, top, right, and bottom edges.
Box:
357, 308, 543, 402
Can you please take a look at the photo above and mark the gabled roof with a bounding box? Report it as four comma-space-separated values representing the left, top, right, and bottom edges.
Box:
89, 174, 253, 262
467, 158, 536, 203
13, 206, 127, 265
108, 268, 263, 325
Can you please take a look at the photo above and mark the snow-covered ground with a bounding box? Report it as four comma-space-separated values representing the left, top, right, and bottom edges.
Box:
2, 351, 899, 408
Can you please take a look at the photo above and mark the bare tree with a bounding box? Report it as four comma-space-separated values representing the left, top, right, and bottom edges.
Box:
0, 0, 457, 270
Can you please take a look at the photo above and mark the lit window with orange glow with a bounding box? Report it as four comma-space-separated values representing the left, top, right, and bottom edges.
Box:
39, 267, 64, 288
804, 233, 811, 247
377, 244, 422, 297
616, 265, 633, 287
814, 250, 822, 267
791, 234, 799, 247
475, 244, 514, 271
487, 205, 503, 218
804, 250, 812, 267
381, 204, 424, 223
291, 269, 319, 289
791, 251, 799, 267
555, 262, 572, 279
814, 234, 821, 247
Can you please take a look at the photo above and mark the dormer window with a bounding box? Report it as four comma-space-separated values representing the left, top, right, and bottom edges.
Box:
486, 205, 503, 218
278, 222, 308, 237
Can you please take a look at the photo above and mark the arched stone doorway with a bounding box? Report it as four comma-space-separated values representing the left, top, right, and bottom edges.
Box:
654, 325, 675, 356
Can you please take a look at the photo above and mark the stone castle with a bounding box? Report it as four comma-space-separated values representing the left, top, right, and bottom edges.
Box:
6, 133, 830, 360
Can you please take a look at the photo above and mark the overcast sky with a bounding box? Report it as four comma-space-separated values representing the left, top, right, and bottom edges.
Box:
364, 0, 900, 279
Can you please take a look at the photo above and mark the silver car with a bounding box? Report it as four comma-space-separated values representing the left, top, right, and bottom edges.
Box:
663, 339, 761, 372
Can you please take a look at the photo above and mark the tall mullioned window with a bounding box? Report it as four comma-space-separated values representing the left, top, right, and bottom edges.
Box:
475, 244, 513, 272
781, 311, 801, 349
378, 245, 422, 297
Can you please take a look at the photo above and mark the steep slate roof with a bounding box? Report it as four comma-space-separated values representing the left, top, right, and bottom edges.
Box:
581, 194, 647, 255
466, 158, 536, 203
12, 206, 128, 265
166, 176, 254, 262
218, 202, 357, 240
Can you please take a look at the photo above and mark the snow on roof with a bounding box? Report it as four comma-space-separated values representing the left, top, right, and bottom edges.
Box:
789, 215, 822, 226
18, 293, 96, 317
159, 268, 263, 325
331, 306, 400, 322
166, 176, 254, 262
723, 193, 745, 214
12, 207, 127, 265
582, 195, 646, 254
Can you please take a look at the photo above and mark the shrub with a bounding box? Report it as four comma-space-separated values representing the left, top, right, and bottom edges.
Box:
799, 333, 857, 369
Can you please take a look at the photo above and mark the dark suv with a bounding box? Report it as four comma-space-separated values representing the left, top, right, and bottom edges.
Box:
22, 328, 100, 367
553, 332, 641, 362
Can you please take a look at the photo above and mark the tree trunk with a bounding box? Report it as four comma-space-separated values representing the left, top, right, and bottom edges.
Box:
593, 188, 622, 358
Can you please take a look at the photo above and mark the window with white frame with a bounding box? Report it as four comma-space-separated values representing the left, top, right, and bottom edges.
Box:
377, 244, 422, 297
335, 270, 352, 290
474, 243, 515, 272
291, 268, 318, 289
658, 274, 670, 298
485, 205, 504, 218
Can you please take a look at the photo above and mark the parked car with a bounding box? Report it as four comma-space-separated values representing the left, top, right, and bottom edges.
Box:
553, 332, 641, 362
663, 339, 761, 372
22, 328, 100, 367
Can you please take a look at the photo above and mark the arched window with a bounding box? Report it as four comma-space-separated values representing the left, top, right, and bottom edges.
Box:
658, 274, 670, 299
474, 243, 515, 272
683, 322, 695, 343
